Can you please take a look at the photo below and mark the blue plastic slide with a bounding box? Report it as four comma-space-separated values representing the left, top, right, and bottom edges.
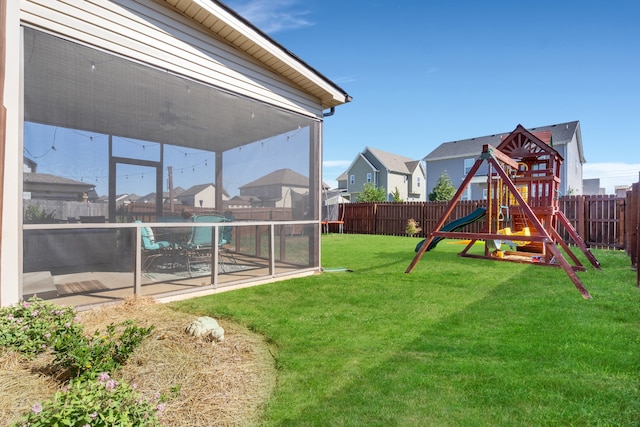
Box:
415, 207, 487, 252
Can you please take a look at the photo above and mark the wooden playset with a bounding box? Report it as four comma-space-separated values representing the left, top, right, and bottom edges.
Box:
406, 125, 600, 299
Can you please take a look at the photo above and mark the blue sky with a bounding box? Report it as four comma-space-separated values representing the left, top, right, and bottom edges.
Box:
226, 0, 640, 193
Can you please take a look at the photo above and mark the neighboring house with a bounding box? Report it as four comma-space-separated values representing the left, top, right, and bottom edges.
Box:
615, 185, 631, 197
336, 172, 349, 196
225, 195, 254, 209
137, 192, 158, 204
176, 184, 227, 208
24, 156, 37, 173
342, 147, 426, 201
2, 1, 350, 306
108, 193, 141, 207
583, 178, 605, 196
23, 172, 97, 202
239, 168, 309, 209
138, 187, 185, 205
424, 121, 586, 200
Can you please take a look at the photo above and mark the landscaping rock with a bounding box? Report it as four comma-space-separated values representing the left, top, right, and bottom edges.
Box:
185, 316, 225, 342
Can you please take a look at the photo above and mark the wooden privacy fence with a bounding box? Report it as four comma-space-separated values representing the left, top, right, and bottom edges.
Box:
624, 178, 640, 286
340, 195, 626, 250
117, 202, 295, 223
557, 195, 625, 250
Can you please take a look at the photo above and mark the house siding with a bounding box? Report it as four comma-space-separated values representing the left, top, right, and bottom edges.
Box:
181, 186, 216, 208
347, 157, 376, 201
552, 143, 577, 196
387, 173, 406, 201
376, 172, 388, 199
407, 167, 425, 200
564, 133, 583, 195
426, 156, 490, 200
20, 0, 323, 118
426, 158, 459, 196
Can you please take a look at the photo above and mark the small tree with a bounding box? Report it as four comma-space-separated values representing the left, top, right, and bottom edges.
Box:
405, 218, 422, 236
429, 171, 456, 202
357, 183, 387, 202
391, 187, 403, 202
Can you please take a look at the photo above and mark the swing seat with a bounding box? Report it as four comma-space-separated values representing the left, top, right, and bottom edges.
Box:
497, 227, 530, 246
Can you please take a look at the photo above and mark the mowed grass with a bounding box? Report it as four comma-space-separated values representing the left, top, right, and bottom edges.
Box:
170, 234, 640, 426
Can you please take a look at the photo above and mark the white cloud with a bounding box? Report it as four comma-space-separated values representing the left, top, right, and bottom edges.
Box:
226, 0, 313, 34
331, 76, 357, 84
322, 160, 351, 190
583, 162, 640, 194
323, 160, 351, 168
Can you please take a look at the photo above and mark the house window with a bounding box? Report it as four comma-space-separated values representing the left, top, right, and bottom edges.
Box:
461, 186, 471, 201
417, 177, 421, 187
464, 158, 474, 175
350, 175, 355, 185
482, 189, 488, 200
366, 173, 372, 183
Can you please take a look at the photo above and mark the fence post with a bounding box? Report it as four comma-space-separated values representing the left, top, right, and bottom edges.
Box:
578, 195, 586, 243
373, 203, 378, 235
619, 195, 626, 250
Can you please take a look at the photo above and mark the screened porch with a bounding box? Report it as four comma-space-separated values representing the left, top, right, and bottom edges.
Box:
21, 27, 322, 307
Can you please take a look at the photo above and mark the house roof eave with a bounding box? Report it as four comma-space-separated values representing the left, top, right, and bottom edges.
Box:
164, 0, 352, 109
574, 122, 587, 163
365, 146, 416, 174
344, 151, 378, 178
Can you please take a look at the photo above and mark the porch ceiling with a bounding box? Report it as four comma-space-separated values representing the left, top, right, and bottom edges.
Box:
23, 28, 303, 153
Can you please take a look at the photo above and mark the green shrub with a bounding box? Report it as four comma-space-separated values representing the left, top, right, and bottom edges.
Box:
1, 297, 163, 425
0, 296, 82, 358
53, 320, 155, 379
12, 372, 165, 427
356, 183, 387, 202
24, 205, 57, 224
428, 170, 456, 201
405, 218, 422, 236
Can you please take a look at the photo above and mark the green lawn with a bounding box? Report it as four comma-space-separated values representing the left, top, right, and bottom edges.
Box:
170, 234, 640, 426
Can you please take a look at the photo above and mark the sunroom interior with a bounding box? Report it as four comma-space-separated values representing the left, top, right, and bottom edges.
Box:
22, 27, 322, 306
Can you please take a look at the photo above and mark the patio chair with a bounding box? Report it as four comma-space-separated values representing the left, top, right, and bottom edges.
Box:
135, 220, 174, 271
183, 214, 237, 276
139, 222, 172, 250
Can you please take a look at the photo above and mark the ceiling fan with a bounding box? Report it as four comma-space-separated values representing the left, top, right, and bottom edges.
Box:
156, 101, 202, 131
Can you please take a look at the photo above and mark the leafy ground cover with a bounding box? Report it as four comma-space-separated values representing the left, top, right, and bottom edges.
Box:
0, 298, 276, 426
171, 234, 640, 426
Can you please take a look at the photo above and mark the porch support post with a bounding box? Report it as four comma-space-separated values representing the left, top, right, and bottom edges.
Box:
269, 223, 275, 276
211, 226, 219, 287
215, 151, 223, 211
309, 122, 321, 267
134, 225, 142, 295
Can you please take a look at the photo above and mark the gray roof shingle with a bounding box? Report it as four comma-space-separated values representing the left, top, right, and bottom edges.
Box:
424, 121, 579, 161
365, 147, 418, 174
180, 183, 214, 197
240, 168, 308, 188
23, 172, 94, 188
